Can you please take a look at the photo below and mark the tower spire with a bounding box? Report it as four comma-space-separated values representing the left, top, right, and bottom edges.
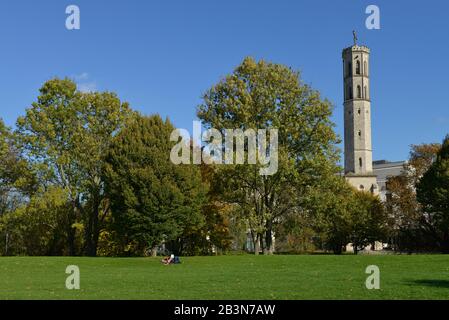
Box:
353, 30, 358, 46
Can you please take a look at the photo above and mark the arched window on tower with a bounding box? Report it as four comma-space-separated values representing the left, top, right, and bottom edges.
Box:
356, 60, 361, 75
359, 157, 363, 168
357, 85, 361, 99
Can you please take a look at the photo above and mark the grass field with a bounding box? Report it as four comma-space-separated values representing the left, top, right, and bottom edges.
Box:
1, 255, 449, 300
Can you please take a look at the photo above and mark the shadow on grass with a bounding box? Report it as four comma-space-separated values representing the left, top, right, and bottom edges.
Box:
407, 280, 449, 289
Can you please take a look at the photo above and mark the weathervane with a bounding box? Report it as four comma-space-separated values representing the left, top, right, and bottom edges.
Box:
353, 30, 358, 46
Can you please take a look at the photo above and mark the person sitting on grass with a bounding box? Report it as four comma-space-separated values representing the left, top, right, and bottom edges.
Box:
161, 254, 175, 265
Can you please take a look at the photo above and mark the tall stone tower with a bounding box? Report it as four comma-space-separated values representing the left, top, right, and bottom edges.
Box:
343, 36, 378, 194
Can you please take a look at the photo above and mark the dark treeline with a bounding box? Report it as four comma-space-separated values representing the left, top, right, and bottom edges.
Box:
1, 58, 448, 256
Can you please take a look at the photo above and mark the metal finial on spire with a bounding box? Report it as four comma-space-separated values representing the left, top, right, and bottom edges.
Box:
353, 30, 358, 46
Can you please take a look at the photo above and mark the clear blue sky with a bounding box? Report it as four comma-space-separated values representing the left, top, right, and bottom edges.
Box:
1, 0, 448, 162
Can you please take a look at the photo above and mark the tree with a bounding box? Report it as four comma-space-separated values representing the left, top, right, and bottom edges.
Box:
0, 119, 7, 161
16, 78, 130, 256
104, 114, 207, 256
306, 176, 387, 254
73, 91, 131, 256
417, 135, 449, 253
164, 161, 209, 256
0, 119, 35, 216
306, 176, 351, 254
274, 210, 318, 253
197, 57, 340, 254
179, 163, 233, 256
386, 143, 441, 251
0, 119, 15, 216
348, 191, 387, 254
0, 119, 37, 256
0, 187, 70, 256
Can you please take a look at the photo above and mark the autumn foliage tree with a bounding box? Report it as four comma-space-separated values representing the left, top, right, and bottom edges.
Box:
385, 143, 441, 251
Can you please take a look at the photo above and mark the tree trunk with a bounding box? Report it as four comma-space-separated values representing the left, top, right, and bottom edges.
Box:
67, 226, 76, 256
333, 242, 343, 255
4, 232, 8, 256
259, 234, 264, 255
442, 231, 449, 254
67, 203, 77, 256
264, 227, 274, 255
264, 221, 273, 255
85, 217, 99, 257
151, 247, 158, 257
84, 194, 101, 257
84, 217, 93, 256
354, 243, 359, 255
250, 231, 257, 253
254, 235, 260, 256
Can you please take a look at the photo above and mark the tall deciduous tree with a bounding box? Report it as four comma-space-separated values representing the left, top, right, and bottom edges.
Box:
16, 78, 130, 256
197, 57, 340, 254
417, 135, 449, 253
74, 91, 131, 256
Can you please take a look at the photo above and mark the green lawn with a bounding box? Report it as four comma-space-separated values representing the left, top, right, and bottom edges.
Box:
1, 255, 449, 299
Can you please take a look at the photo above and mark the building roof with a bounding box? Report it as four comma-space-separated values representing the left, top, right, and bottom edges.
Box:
373, 160, 406, 188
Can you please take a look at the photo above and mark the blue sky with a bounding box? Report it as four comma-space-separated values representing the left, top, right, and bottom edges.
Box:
0, 0, 448, 162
